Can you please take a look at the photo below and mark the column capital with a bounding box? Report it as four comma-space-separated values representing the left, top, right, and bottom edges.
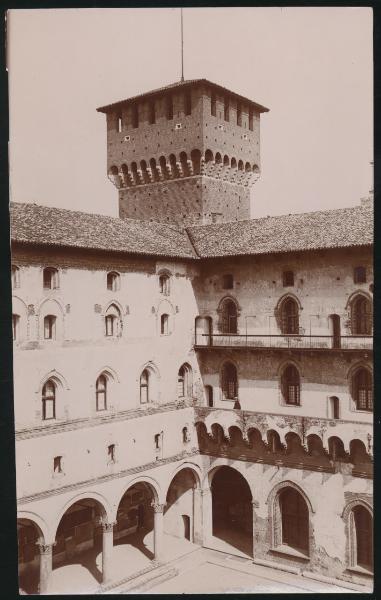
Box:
151, 501, 165, 513
101, 520, 117, 533
251, 499, 260, 509
36, 541, 55, 555
201, 488, 211, 497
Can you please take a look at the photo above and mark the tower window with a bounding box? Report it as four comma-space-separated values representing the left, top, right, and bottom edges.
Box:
161, 313, 169, 335
249, 108, 254, 131
236, 102, 242, 126
154, 433, 161, 449
351, 295, 372, 335
107, 271, 120, 291
280, 297, 299, 334
220, 298, 238, 334
282, 365, 300, 405
221, 361, 238, 400
132, 104, 139, 128
44, 315, 56, 340
182, 426, 189, 443
224, 97, 229, 122
184, 91, 191, 116
167, 95, 173, 120
105, 304, 121, 337
108, 444, 115, 463
140, 369, 149, 404
12, 314, 20, 341
42, 380, 56, 420
96, 374, 107, 411
117, 114, 122, 133
159, 273, 170, 295
53, 456, 63, 474
43, 267, 59, 290
211, 91, 216, 116
149, 101, 156, 125
222, 274, 234, 289
283, 271, 294, 287
354, 266, 366, 284
11, 265, 20, 289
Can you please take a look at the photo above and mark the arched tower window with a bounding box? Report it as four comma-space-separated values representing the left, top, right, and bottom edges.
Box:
43, 315, 56, 340
352, 505, 373, 571
159, 273, 170, 295
282, 364, 300, 405
279, 488, 309, 553
352, 368, 373, 411
96, 374, 107, 411
161, 313, 169, 335
351, 296, 372, 335
140, 369, 149, 404
221, 362, 238, 400
280, 297, 299, 334
42, 380, 56, 420
105, 304, 121, 337
107, 271, 120, 292
178, 364, 193, 398
220, 298, 238, 334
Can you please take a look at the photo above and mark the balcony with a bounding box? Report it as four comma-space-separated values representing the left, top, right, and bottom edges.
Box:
194, 406, 373, 478
194, 333, 372, 352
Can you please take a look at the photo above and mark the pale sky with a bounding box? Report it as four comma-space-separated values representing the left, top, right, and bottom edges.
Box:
8, 7, 373, 219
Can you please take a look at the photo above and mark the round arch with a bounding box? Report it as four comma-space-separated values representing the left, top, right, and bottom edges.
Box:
266, 479, 315, 514
168, 462, 202, 490
53, 491, 112, 539
115, 475, 161, 510
17, 510, 50, 544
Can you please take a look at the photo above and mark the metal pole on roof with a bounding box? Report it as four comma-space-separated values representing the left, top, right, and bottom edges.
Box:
181, 8, 184, 82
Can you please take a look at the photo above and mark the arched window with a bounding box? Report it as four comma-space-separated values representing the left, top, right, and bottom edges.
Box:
351, 296, 372, 335
43, 315, 56, 340
96, 375, 107, 411
205, 149, 213, 163
221, 362, 238, 400
107, 271, 120, 292
282, 365, 300, 405
11, 265, 20, 289
161, 313, 169, 335
352, 506, 373, 570
354, 266, 366, 284
12, 314, 20, 341
220, 299, 238, 334
140, 369, 149, 404
43, 267, 59, 290
191, 149, 201, 175
178, 364, 192, 398
42, 380, 56, 420
159, 273, 170, 295
280, 297, 299, 334
279, 488, 309, 553
105, 304, 121, 337
352, 368, 373, 411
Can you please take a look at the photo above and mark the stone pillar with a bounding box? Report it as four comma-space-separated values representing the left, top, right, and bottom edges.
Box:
251, 500, 259, 561
192, 486, 203, 545
152, 502, 165, 562
201, 488, 213, 546
101, 521, 115, 584
37, 542, 54, 595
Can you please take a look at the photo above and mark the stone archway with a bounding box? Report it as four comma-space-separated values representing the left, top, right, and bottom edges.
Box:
164, 467, 202, 546
210, 466, 253, 557
17, 518, 44, 594
52, 497, 107, 593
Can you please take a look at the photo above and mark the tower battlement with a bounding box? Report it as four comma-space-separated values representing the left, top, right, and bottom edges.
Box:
97, 79, 269, 225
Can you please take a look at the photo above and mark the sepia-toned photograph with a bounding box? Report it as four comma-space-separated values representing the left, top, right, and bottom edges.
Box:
8, 6, 373, 594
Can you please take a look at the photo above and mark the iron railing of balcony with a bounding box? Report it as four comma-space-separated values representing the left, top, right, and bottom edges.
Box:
195, 333, 372, 350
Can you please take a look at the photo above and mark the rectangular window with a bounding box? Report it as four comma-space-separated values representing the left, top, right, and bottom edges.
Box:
184, 91, 191, 116
149, 101, 155, 125
53, 456, 62, 474
224, 97, 229, 122
12, 314, 19, 341
237, 102, 242, 126
132, 104, 139, 128
117, 114, 122, 132
222, 274, 234, 289
167, 95, 173, 120
154, 433, 161, 449
108, 444, 115, 462
44, 316, 56, 340
286, 384, 300, 405
283, 271, 294, 287
354, 266, 366, 284
249, 108, 254, 131
105, 315, 114, 337
211, 91, 216, 116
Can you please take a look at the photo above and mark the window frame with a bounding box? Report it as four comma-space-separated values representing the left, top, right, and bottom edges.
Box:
280, 297, 299, 335
107, 271, 120, 292
43, 315, 56, 340
221, 361, 238, 400
12, 314, 20, 341
42, 380, 56, 421
352, 368, 373, 412
160, 313, 169, 335
282, 364, 301, 406
43, 267, 59, 290
12, 265, 20, 289
282, 270, 294, 287
140, 369, 149, 404
354, 266, 366, 284
96, 374, 108, 412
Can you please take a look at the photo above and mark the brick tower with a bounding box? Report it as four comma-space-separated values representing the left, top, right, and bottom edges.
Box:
97, 79, 269, 226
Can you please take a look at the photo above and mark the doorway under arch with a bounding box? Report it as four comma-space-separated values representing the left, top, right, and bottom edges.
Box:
164, 467, 201, 545
211, 466, 253, 557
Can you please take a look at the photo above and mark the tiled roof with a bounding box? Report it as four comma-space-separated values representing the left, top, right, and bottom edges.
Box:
10, 202, 373, 260
10, 202, 197, 259
187, 204, 373, 258
96, 78, 269, 114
